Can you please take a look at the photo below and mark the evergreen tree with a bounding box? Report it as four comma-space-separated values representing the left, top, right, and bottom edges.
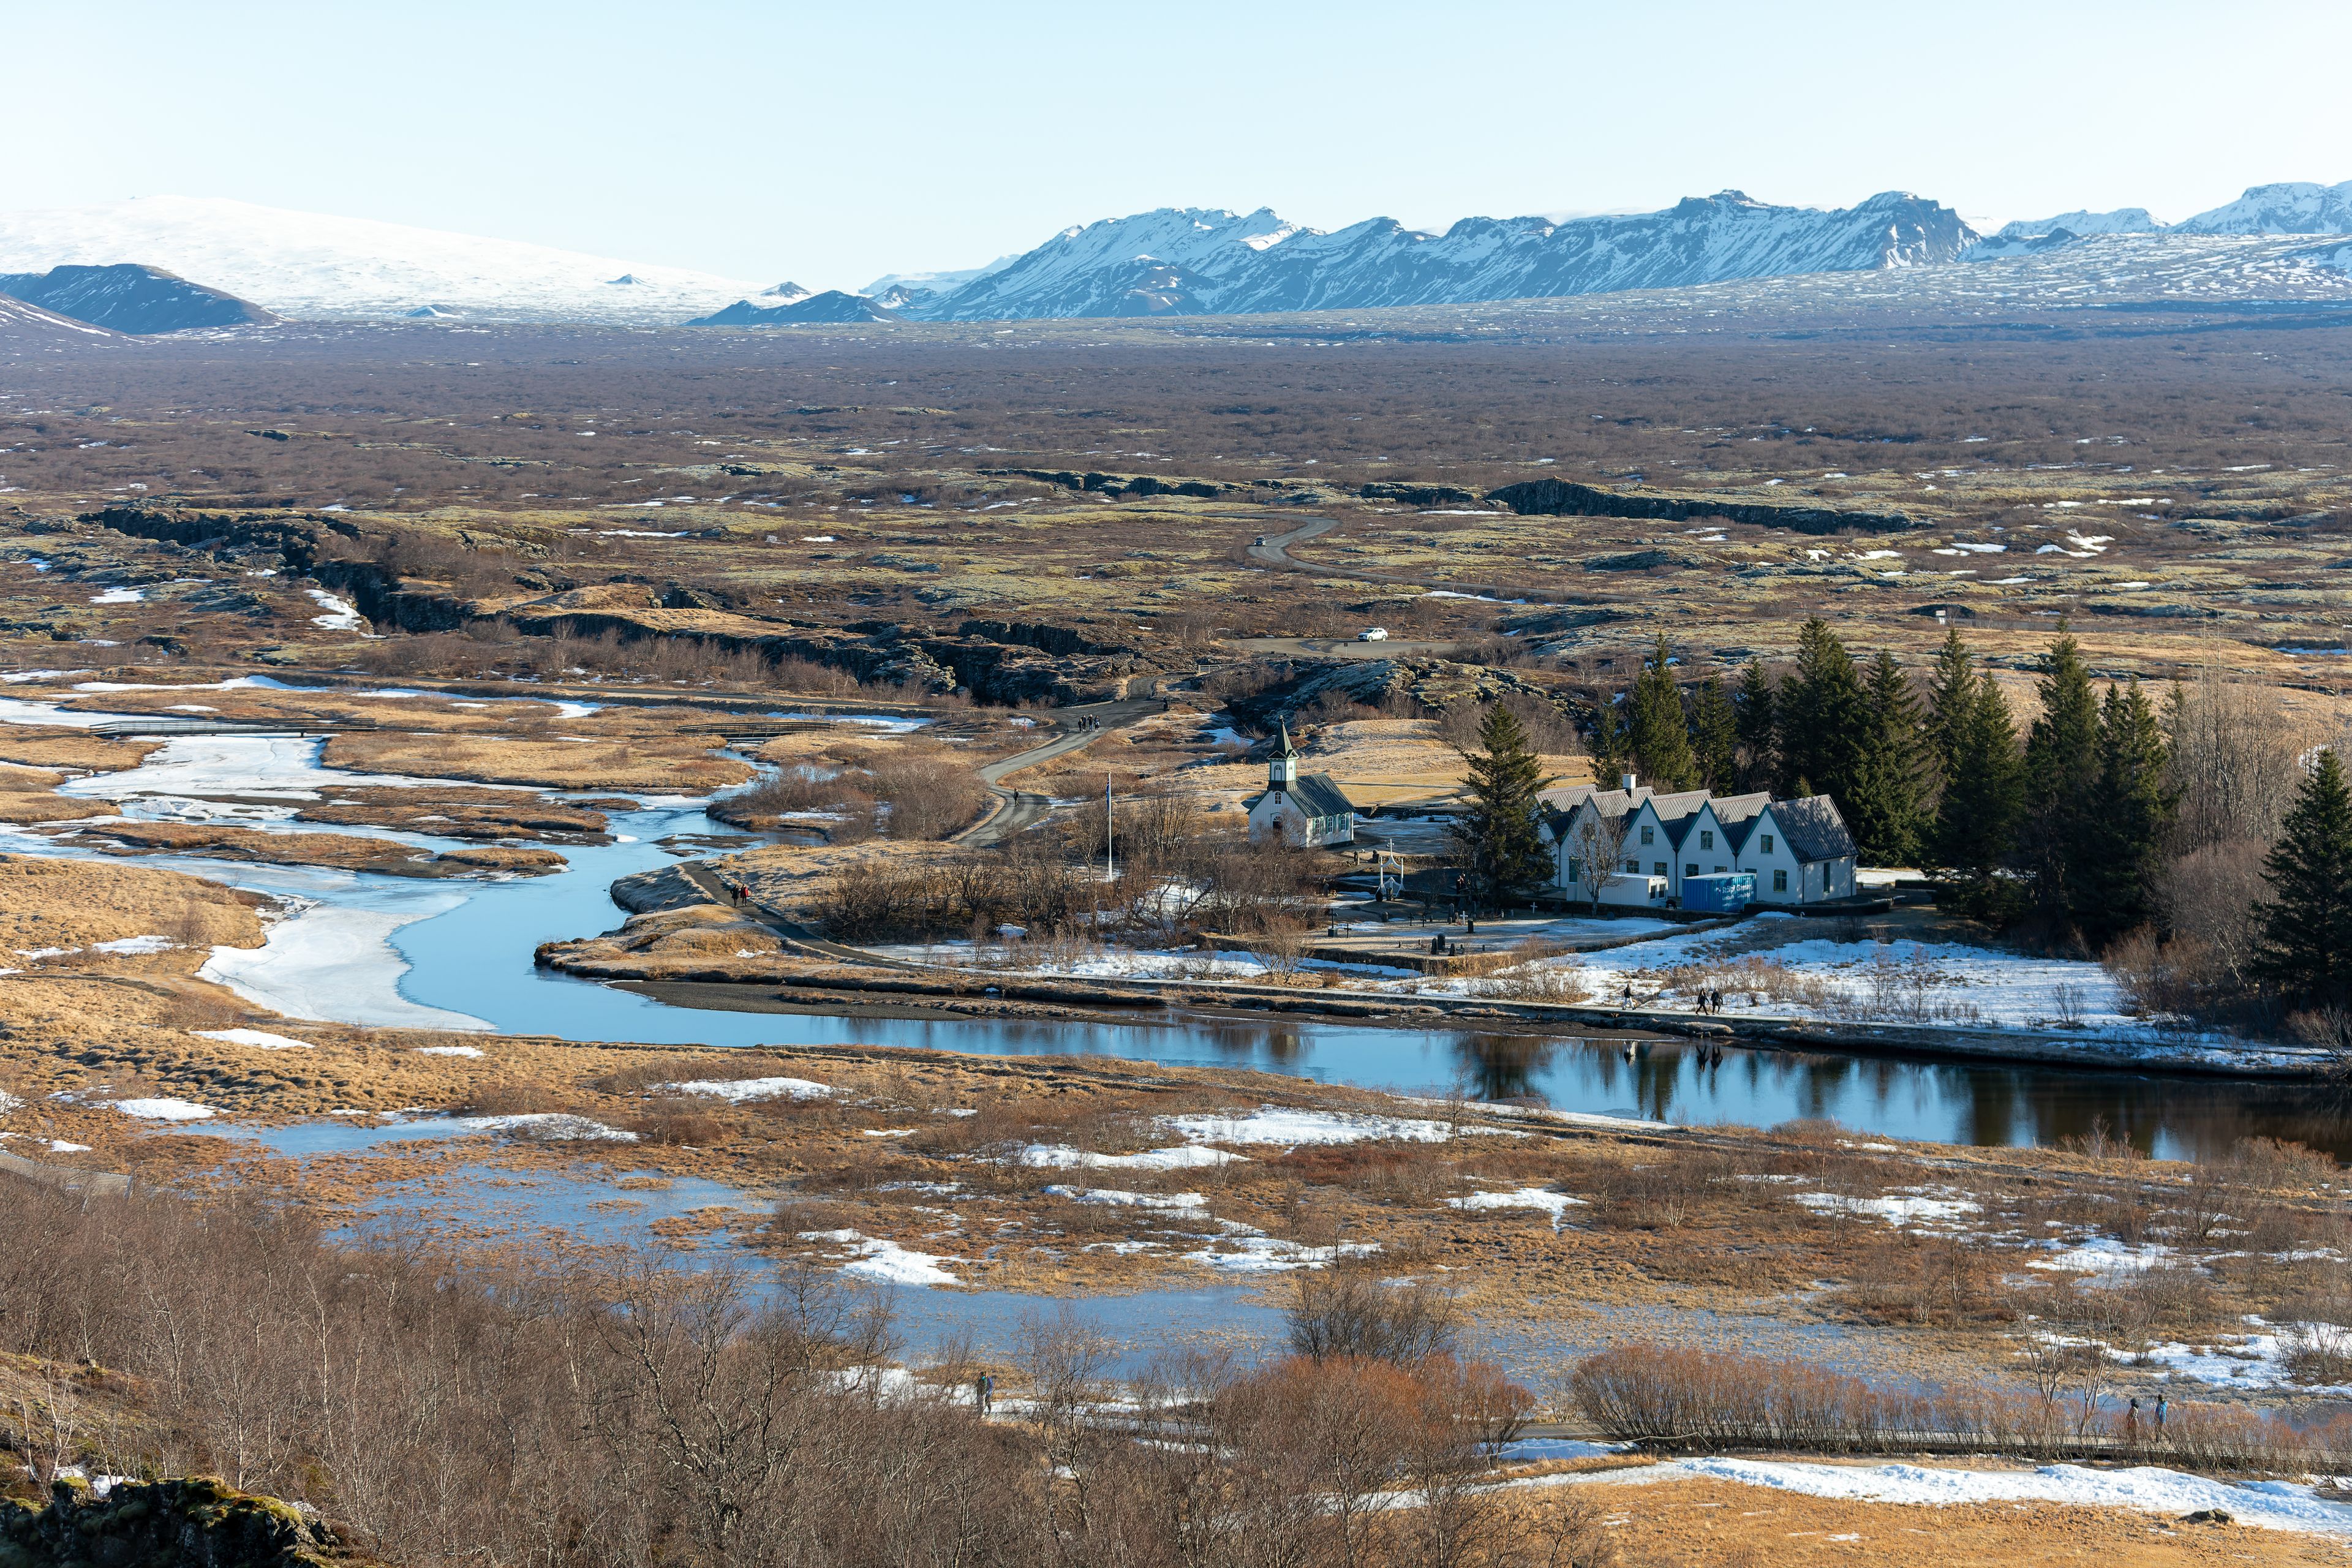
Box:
2080, 680, 2172, 946
1687, 673, 1738, 793
1924, 627, 1978, 799
2021, 624, 2103, 929
2256, 748, 2352, 1007
1623, 635, 1699, 790
1936, 667, 2026, 919
1449, 703, 1553, 908
1778, 618, 1869, 807
1733, 658, 1779, 792
1845, 652, 1929, 865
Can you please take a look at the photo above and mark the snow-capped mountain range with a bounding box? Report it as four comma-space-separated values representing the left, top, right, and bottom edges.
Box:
2, 181, 2351, 331
891, 190, 1973, 320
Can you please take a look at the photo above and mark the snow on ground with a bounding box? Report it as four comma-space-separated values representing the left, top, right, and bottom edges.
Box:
1019, 1143, 1245, 1170
1183, 1235, 1381, 1273
89, 587, 145, 605
1446, 1186, 1586, 1228
306, 590, 364, 630
2047, 1317, 2352, 1396
456, 1113, 636, 1142
799, 1229, 961, 1287
1794, 1191, 1981, 1227
115, 1097, 214, 1121
61, 733, 530, 802
1651, 1458, 2352, 1538
660, 1076, 832, 1102
1166, 1107, 1472, 1147
414, 1045, 483, 1057
89, 934, 172, 954
1044, 1186, 1208, 1211
2027, 1237, 2180, 1275
202, 902, 492, 1032
869, 939, 1412, 982
193, 1027, 314, 1050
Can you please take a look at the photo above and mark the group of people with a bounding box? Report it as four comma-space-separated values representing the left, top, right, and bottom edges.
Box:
1692, 987, 1730, 1016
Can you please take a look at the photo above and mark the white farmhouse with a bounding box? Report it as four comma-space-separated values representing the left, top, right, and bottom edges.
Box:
1539, 773, 1856, 907
1243, 723, 1355, 848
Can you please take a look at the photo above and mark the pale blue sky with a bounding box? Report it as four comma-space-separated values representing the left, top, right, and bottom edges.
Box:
15, 1, 2350, 290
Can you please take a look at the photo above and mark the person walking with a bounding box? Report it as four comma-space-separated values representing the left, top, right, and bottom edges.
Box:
2125, 1397, 2140, 1445
976, 1372, 994, 1418
2155, 1393, 2167, 1435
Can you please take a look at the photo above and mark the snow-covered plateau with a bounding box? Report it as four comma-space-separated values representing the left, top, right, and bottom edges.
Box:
0, 196, 766, 325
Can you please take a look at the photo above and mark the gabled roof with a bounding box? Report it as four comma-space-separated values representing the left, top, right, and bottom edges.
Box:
1638, 789, 1711, 848
1770, 794, 1857, 863
1706, 791, 1774, 853
1539, 784, 1649, 830
1287, 773, 1355, 821
1251, 774, 1353, 822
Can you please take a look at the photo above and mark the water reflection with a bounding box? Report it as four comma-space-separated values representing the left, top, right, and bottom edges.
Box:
1439, 1033, 2352, 1162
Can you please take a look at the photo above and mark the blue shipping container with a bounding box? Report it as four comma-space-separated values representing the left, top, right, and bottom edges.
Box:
1681, 873, 1755, 914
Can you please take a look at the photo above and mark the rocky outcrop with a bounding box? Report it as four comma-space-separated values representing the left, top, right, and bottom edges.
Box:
1232, 656, 1576, 725
1484, 478, 1911, 537
1357, 483, 1485, 507
978, 467, 1246, 501
1, 1476, 334, 1568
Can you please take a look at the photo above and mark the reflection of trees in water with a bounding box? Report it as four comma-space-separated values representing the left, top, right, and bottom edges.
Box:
1448, 1033, 1558, 1102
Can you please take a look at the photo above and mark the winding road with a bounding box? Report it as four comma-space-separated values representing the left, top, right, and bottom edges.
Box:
1240, 511, 1562, 606
952, 695, 1167, 847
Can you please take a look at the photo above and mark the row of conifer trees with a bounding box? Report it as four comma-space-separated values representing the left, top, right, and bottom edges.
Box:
1599, 617, 2169, 945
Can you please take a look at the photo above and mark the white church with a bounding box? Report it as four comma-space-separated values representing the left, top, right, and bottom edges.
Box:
1243, 723, 1355, 848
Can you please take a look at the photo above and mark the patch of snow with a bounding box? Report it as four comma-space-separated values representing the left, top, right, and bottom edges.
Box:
1795, 1191, 1980, 1227
799, 1229, 960, 1287
89, 933, 172, 954
1044, 1186, 1208, 1210
1018, 1142, 1245, 1170
456, 1113, 636, 1142
115, 1097, 214, 1121
1166, 1107, 1461, 1146
413, 1044, 484, 1057
1447, 1186, 1587, 1228
660, 1076, 832, 1101
193, 1028, 314, 1051
1661, 1457, 2352, 1538
306, 589, 364, 630
202, 900, 492, 1032
89, 587, 145, 605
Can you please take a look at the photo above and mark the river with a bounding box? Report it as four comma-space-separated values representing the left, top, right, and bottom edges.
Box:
8, 705, 2348, 1162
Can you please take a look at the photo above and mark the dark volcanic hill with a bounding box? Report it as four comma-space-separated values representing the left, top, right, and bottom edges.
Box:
687, 289, 899, 326
0, 263, 276, 333
0, 292, 118, 347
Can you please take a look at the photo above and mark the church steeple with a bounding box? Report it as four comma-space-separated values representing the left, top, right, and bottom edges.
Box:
1269, 720, 1299, 788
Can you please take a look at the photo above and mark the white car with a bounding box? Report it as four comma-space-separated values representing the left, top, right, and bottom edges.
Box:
1357, 627, 1389, 642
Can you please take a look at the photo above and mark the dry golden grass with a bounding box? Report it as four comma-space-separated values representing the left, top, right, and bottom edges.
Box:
323, 729, 753, 792
1526, 1474, 2342, 1566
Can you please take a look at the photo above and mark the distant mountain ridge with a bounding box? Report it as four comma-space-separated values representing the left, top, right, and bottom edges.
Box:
4, 180, 2352, 331
894, 190, 1978, 320
0, 263, 274, 333
0, 195, 762, 324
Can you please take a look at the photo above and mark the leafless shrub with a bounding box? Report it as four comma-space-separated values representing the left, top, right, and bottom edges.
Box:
1286, 1267, 1462, 1365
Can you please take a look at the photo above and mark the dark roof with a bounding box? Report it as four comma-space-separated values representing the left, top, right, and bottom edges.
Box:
1539, 785, 1649, 832
1250, 773, 1354, 822
1771, 794, 1856, 863
1645, 789, 1711, 848
1708, 791, 1774, 853
1287, 774, 1355, 821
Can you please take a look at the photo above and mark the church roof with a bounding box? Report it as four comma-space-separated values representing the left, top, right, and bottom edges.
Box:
1248, 772, 1354, 821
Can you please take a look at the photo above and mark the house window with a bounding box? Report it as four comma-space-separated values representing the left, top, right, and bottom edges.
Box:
1640, 826, 1654, 845
1714, 865, 1727, 873
1700, 830, 1714, 850
1760, 835, 1774, 854
1653, 862, 1668, 876
1773, 869, 1788, 892
1685, 863, 1698, 878
1566, 858, 1583, 884
1623, 858, 1639, 873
